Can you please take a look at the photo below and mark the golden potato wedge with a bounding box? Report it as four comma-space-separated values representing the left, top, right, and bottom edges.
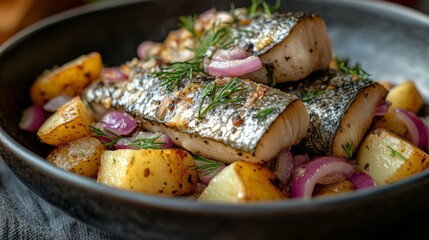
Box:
385, 80, 424, 113
47, 137, 105, 177
372, 111, 407, 137
30, 52, 102, 107
97, 149, 198, 196
198, 161, 287, 203
37, 96, 94, 146
357, 128, 429, 186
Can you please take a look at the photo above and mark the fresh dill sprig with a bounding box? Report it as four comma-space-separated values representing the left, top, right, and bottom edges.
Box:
335, 57, 370, 80
387, 145, 407, 161
301, 90, 325, 103
192, 155, 224, 175
253, 107, 276, 119
89, 126, 123, 149
341, 141, 354, 159
156, 23, 234, 90
128, 134, 166, 149
179, 14, 199, 39
249, 0, 281, 17
197, 78, 247, 118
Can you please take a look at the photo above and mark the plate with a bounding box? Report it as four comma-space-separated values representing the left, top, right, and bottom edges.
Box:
0, 0, 429, 239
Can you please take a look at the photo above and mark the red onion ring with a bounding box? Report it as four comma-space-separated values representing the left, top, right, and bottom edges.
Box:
19, 105, 50, 132
102, 67, 128, 84
137, 41, 161, 60
349, 172, 376, 190
273, 150, 294, 185
42, 95, 73, 112
207, 56, 262, 77
211, 47, 250, 62
100, 111, 137, 136
394, 108, 428, 149
289, 156, 355, 198
374, 101, 391, 116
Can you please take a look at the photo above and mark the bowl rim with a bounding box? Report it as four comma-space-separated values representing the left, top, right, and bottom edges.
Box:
1, 0, 429, 215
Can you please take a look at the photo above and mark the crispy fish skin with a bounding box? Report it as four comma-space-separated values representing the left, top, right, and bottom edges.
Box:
83, 60, 310, 163
282, 70, 387, 158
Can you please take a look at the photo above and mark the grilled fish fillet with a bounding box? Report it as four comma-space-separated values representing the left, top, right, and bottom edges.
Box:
83, 60, 310, 163
282, 70, 387, 158
157, 10, 332, 85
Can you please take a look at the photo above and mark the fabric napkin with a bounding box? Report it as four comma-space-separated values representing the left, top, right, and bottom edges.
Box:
0, 157, 117, 240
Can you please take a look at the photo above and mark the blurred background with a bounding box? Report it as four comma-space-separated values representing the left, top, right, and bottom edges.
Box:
0, 0, 428, 45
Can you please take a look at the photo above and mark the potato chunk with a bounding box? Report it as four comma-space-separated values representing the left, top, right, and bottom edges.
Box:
198, 161, 287, 203
30, 52, 102, 106
357, 128, 429, 186
97, 149, 198, 196
385, 80, 424, 113
47, 137, 105, 177
37, 96, 94, 146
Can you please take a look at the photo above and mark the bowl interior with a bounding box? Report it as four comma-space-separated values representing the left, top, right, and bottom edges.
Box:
1, 0, 429, 238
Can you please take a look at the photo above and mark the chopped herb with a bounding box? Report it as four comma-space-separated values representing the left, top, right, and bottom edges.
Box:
265, 64, 276, 87
90, 126, 122, 149
335, 57, 370, 80
198, 78, 247, 118
342, 141, 354, 159
192, 155, 224, 175
302, 90, 325, 103
128, 134, 166, 149
156, 21, 234, 90
253, 107, 276, 119
249, 0, 281, 17
387, 145, 407, 161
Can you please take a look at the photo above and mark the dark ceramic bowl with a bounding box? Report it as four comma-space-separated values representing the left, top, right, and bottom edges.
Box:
1, 0, 429, 239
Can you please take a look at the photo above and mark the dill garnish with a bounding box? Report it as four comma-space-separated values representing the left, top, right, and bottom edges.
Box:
341, 141, 354, 159
253, 107, 276, 119
128, 134, 166, 149
197, 78, 247, 118
387, 145, 407, 161
335, 57, 370, 80
156, 21, 234, 90
90, 126, 123, 149
301, 90, 325, 102
192, 155, 224, 175
249, 0, 281, 17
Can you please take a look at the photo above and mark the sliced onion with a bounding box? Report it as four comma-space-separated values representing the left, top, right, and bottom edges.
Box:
19, 105, 50, 132
207, 55, 262, 77
42, 95, 73, 112
211, 47, 249, 62
374, 101, 391, 116
349, 172, 376, 190
137, 41, 161, 60
273, 150, 294, 185
100, 111, 137, 136
292, 154, 310, 169
195, 159, 226, 185
289, 156, 355, 198
102, 67, 128, 84
394, 108, 428, 149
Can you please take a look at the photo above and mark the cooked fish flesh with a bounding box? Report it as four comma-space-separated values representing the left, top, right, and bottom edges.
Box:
156, 10, 332, 85
83, 60, 310, 163
281, 70, 387, 158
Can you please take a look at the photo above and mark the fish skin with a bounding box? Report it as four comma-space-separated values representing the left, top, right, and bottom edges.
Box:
83, 60, 310, 163
281, 70, 387, 158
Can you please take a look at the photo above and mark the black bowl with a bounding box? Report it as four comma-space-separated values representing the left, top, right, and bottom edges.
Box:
1, 0, 429, 239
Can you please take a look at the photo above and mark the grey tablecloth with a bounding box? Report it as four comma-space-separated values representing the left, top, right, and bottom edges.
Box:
0, 157, 116, 240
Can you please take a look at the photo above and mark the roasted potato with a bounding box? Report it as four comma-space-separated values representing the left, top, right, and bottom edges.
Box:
37, 96, 94, 146
30, 52, 102, 107
385, 80, 424, 113
357, 128, 429, 186
313, 181, 354, 197
47, 137, 105, 177
372, 111, 407, 137
97, 149, 198, 196
198, 161, 287, 203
